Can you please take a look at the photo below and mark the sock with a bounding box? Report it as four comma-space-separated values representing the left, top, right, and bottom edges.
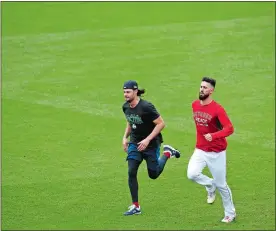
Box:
163, 151, 171, 158
133, 202, 140, 208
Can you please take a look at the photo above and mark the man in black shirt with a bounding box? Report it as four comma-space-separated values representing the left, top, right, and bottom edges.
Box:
122, 80, 181, 216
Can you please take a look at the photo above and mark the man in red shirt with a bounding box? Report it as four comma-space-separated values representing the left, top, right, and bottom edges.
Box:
188, 77, 236, 223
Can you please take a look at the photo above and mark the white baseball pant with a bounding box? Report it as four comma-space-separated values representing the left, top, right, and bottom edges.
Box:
187, 148, 236, 217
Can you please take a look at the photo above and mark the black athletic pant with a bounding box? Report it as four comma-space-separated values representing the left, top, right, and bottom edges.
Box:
128, 155, 169, 203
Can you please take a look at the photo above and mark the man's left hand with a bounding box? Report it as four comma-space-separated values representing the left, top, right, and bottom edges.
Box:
204, 133, 213, 142
137, 138, 150, 151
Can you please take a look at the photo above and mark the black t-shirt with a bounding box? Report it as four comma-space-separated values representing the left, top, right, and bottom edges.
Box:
122, 99, 163, 148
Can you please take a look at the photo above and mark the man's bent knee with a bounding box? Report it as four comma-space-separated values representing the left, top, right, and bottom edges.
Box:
148, 169, 159, 180
187, 170, 200, 181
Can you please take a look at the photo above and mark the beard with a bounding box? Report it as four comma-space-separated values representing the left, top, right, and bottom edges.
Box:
125, 96, 135, 103
199, 92, 210, 100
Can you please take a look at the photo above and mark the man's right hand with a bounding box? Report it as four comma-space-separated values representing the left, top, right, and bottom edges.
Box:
122, 138, 129, 152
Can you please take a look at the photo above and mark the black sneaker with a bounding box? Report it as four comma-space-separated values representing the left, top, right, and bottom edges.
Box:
163, 145, 181, 158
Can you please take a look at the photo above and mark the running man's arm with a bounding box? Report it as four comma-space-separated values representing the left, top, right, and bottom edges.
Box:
123, 122, 131, 139
211, 106, 234, 139
138, 116, 165, 151
146, 116, 165, 142
122, 104, 131, 140
144, 102, 165, 141
137, 103, 165, 151
122, 122, 131, 152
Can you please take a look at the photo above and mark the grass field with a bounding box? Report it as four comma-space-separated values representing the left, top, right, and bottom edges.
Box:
1, 2, 275, 230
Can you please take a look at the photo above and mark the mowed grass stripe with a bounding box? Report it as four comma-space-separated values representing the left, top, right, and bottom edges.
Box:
3, 16, 274, 148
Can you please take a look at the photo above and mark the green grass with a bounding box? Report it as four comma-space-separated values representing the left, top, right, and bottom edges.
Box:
2, 2, 275, 230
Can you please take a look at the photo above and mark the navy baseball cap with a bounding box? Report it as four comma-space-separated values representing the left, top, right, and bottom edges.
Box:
123, 80, 138, 90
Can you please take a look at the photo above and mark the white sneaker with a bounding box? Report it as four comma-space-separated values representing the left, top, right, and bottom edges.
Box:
221, 215, 236, 223
207, 190, 216, 204
124, 204, 141, 216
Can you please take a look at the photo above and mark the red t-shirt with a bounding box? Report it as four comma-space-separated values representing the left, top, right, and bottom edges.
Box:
192, 100, 234, 152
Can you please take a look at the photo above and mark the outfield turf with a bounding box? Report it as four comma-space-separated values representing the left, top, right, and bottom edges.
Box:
2, 2, 275, 230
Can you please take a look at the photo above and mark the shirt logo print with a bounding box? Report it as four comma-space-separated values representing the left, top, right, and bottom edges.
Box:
126, 114, 143, 125
193, 111, 212, 127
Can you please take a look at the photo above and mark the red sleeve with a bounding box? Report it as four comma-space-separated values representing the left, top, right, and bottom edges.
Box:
211, 106, 234, 139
